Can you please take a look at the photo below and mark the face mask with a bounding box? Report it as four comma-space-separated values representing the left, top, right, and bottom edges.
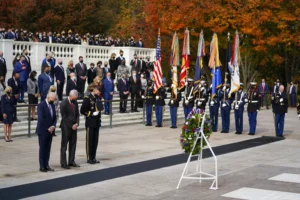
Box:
120, 54, 123, 56
141, 75, 144, 78
80, 60, 83, 63
104, 65, 108, 67
49, 101, 54, 104
17, 57, 20, 60
133, 74, 136, 76
107, 76, 111, 79
52, 90, 56, 92
59, 62, 62, 65
122, 76, 125, 79
71, 100, 76, 103
7, 92, 11, 95
101, 66, 104, 68
45, 70, 50, 74
147, 83, 152, 86
72, 77, 77, 81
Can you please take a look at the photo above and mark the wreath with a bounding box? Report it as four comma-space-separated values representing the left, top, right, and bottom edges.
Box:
180, 109, 212, 155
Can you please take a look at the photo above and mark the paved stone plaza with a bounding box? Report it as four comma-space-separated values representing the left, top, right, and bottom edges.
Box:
0, 108, 299, 200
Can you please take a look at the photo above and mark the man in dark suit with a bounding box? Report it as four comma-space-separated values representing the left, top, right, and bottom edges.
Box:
140, 56, 147, 75
14, 55, 29, 103
80, 87, 103, 164
38, 65, 54, 102
42, 53, 56, 78
75, 56, 87, 99
7, 29, 15, 40
22, 49, 32, 75
116, 50, 125, 67
66, 73, 77, 96
103, 61, 110, 80
129, 70, 141, 112
0, 51, 7, 81
60, 90, 80, 169
117, 73, 129, 113
272, 85, 288, 137
130, 54, 141, 75
7, 72, 20, 122
37, 92, 57, 172
54, 59, 66, 101
258, 79, 269, 109
46, 32, 56, 43
103, 72, 114, 114
136, 38, 145, 48
87, 63, 96, 84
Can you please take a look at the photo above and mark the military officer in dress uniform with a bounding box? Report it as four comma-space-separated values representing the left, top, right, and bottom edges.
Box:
194, 79, 208, 113
245, 82, 260, 135
80, 87, 103, 164
220, 82, 232, 133
207, 85, 221, 132
182, 78, 195, 118
143, 80, 155, 126
272, 85, 288, 137
154, 86, 167, 127
168, 84, 181, 128
233, 83, 245, 134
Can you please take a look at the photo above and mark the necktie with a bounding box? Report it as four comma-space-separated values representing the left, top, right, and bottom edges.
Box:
73, 80, 76, 85
81, 63, 84, 70
48, 74, 52, 82
48, 104, 53, 118
123, 79, 126, 84
70, 102, 74, 113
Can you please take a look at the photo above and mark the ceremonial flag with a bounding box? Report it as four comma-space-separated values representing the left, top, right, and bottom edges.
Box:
229, 30, 240, 97
169, 32, 180, 66
179, 28, 190, 89
209, 33, 222, 97
194, 30, 205, 81
226, 32, 232, 74
153, 29, 163, 93
169, 32, 180, 98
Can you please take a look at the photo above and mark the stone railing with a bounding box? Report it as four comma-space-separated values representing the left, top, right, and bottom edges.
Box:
0, 39, 156, 80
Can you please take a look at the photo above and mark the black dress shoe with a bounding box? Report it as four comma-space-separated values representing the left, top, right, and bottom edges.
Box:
46, 166, 54, 171
221, 131, 225, 133
223, 131, 229, 133
40, 168, 48, 172
248, 133, 255, 135
134, 109, 140, 112
61, 164, 70, 169
14, 119, 21, 122
170, 126, 174, 128
235, 132, 238, 134
87, 160, 95, 164
69, 162, 80, 167
93, 159, 100, 163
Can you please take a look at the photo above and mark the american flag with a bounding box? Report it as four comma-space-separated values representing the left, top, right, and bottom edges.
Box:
153, 29, 162, 93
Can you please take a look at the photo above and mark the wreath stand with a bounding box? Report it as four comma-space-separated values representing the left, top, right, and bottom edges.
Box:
177, 113, 218, 190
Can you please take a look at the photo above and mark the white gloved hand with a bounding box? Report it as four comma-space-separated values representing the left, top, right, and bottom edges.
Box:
256, 110, 259, 112
245, 99, 248, 103
93, 111, 99, 116
210, 84, 212, 88
171, 84, 174, 88
223, 86, 226, 91
201, 87, 204, 91
185, 82, 188, 86
156, 96, 159, 100
280, 98, 283, 102
142, 95, 145, 99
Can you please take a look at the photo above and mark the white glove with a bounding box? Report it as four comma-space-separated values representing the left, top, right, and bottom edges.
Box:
210, 84, 212, 88
280, 98, 283, 102
185, 82, 188, 86
156, 96, 159, 100
245, 99, 248, 103
201, 87, 204, 91
171, 84, 174, 88
223, 86, 226, 91
256, 110, 259, 112
93, 111, 99, 116
142, 95, 145, 99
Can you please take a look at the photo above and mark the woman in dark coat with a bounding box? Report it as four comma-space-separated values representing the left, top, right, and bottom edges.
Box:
109, 53, 118, 80
1, 86, 15, 142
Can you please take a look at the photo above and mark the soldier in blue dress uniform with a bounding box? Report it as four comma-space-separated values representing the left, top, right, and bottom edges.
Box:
144, 80, 154, 126
272, 85, 288, 137
194, 79, 208, 113
245, 82, 260, 135
167, 84, 181, 129
154, 86, 167, 127
207, 85, 221, 132
233, 83, 245, 134
220, 82, 232, 133
182, 78, 195, 118
80, 87, 103, 164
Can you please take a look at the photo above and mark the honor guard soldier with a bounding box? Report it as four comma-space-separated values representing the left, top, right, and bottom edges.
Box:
61, 30, 66, 43
194, 78, 208, 113
207, 85, 221, 132
56, 33, 62, 43
80, 87, 103, 164
233, 83, 245, 134
154, 86, 167, 127
144, 80, 155, 126
245, 82, 260, 135
271, 85, 288, 137
220, 82, 232, 133
182, 78, 195, 118
168, 84, 182, 128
